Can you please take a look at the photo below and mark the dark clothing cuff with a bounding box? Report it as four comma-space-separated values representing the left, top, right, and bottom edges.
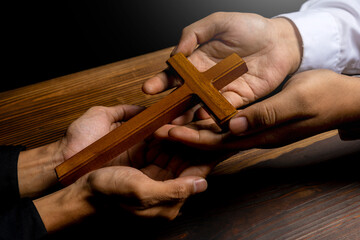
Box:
0, 146, 48, 239
0, 145, 25, 206
0, 198, 47, 240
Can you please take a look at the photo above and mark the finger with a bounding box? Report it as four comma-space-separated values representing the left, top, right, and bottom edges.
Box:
108, 141, 147, 167
171, 105, 201, 125
229, 88, 310, 135
107, 104, 145, 122
165, 154, 190, 178
126, 142, 147, 168
153, 124, 177, 139
145, 139, 166, 163
142, 70, 180, 95
141, 164, 174, 181
155, 176, 208, 200
172, 13, 224, 56
222, 90, 247, 109
195, 107, 211, 120
179, 164, 213, 178
225, 118, 326, 149
193, 90, 240, 120
128, 201, 185, 220
166, 126, 228, 150
92, 167, 207, 220
220, 74, 260, 108
151, 202, 185, 220
145, 13, 231, 95
123, 175, 207, 211
154, 118, 222, 141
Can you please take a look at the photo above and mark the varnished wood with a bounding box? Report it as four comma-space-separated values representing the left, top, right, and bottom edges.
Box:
0, 48, 175, 149
167, 53, 247, 126
55, 52, 247, 185
1, 47, 360, 239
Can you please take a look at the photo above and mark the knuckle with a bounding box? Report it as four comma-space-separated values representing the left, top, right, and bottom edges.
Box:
132, 184, 159, 208
170, 184, 188, 200
181, 23, 195, 37
254, 103, 277, 127
132, 184, 147, 200
87, 106, 108, 116
210, 11, 225, 20
181, 27, 188, 36
88, 106, 106, 112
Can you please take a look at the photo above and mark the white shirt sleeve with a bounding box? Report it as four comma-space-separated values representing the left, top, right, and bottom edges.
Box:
278, 0, 360, 74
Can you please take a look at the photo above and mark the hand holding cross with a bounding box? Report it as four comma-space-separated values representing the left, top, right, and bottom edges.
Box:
55, 53, 247, 185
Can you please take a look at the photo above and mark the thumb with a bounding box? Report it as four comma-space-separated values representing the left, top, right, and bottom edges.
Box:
172, 14, 223, 56
107, 104, 145, 122
229, 90, 303, 135
156, 176, 208, 201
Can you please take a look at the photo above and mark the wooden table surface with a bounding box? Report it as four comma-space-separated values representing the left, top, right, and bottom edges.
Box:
1, 48, 360, 240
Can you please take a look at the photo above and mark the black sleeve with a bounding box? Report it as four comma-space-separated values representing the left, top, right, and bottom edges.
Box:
0, 145, 25, 207
0, 146, 47, 240
0, 198, 47, 240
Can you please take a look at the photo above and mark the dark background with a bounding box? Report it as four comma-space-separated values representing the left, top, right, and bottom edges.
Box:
2, 0, 306, 92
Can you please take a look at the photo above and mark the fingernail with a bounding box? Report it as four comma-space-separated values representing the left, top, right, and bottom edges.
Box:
194, 179, 207, 193
229, 117, 248, 135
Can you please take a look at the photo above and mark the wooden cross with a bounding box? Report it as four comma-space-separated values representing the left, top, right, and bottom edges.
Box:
55, 53, 247, 185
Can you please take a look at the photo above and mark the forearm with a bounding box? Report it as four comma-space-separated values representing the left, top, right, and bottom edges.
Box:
18, 140, 65, 198
33, 178, 95, 233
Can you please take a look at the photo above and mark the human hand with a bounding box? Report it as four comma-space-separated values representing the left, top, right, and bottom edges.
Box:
34, 165, 208, 232
79, 140, 230, 220
34, 140, 227, 233
60, 105, 144, 163
84, 166, 207, 219
18, 105, 144, 198
143, 12, 302, 123
153, 70, 360, 150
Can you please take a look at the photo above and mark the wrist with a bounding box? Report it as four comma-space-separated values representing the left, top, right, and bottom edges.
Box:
271, 17, 303, 75
18, 140, 66, 198
34, 177, 95, 233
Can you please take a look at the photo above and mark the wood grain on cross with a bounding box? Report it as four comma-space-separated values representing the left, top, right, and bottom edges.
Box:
55, 53, 247, 185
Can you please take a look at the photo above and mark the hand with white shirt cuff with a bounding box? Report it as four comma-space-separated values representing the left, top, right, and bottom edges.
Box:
142, 12, 302, 124
147, 1, 360, 150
